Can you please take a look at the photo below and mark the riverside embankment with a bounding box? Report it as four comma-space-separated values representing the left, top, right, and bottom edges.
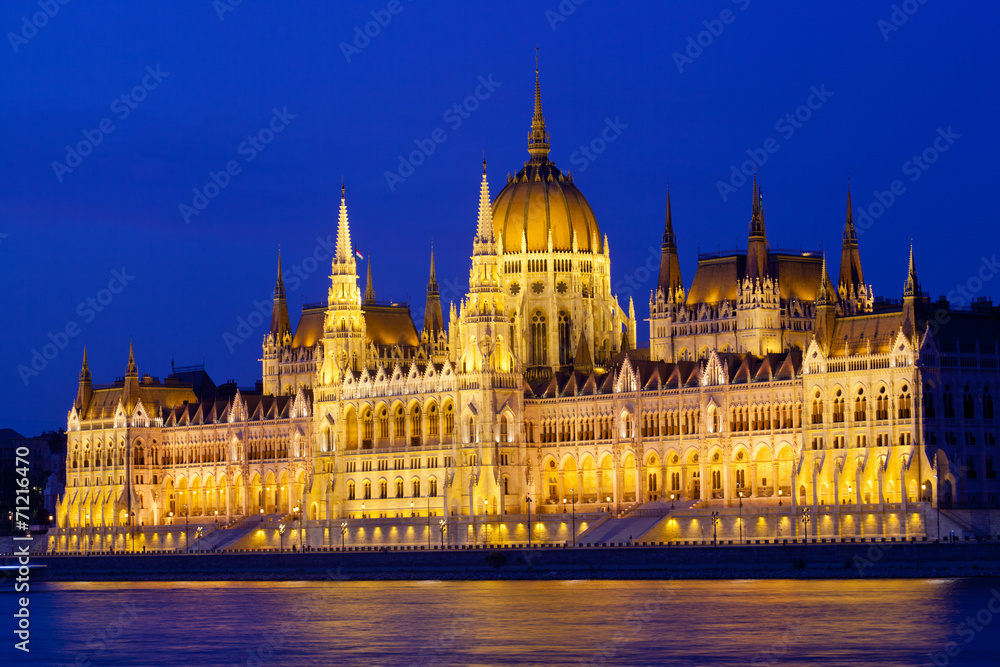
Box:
13, 541, 1000, 582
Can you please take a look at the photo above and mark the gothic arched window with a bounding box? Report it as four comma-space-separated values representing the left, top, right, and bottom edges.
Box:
530, 311, 547, 365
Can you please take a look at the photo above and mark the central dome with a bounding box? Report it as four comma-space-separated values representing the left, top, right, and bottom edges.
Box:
490, 67, 602, 255
492, 161, 601, 254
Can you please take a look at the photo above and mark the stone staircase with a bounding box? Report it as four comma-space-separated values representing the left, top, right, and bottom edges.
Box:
576, 500, 697, 545
189, 514, 282, 551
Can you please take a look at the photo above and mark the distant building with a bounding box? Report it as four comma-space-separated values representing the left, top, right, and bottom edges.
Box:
1, 428, 64, 527
53, 67, 1000, 550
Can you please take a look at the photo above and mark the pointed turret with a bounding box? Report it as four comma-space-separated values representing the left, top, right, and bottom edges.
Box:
657, 188, 683, 300
126, 340, 137, 377
333, 183, 356, 272
573, 334, 593, 374
363, 255, 376, 305
75, 346, 92, 413
270, 250, 291, 338
475, 159, 495, 245
813, 255, 838, 355
527, 51, 550, 163
902, 243, 922, 341
746, 175, 770, 281
423, 245, 445, 340
839, 186, 865, 290
903, 242, 920, 298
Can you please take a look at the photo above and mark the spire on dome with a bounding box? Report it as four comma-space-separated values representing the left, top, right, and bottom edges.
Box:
428, 242, 438, 291
363, 254, 376, 305
335, 183, 354, 265
657, 187, 684, 301
527, 50, 551, 163
818, 253, 837, 305
476, 161, 495, 244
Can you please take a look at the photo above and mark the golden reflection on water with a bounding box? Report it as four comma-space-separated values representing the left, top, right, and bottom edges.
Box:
32, 579, 998, 666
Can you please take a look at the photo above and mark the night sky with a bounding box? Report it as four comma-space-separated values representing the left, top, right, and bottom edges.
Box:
2, 1, 998, 436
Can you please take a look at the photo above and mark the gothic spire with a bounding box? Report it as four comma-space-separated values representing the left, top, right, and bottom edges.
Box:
363, 254, 376, 305
335, 183, 354, 266
903, 242, 920, 298
80, 345, 91, 382
527, 50, 550, 163
839, 185, 864, 290
746, 174, 770, 280
270, 250, 291, 338
817, 253, 837, 305
657, 187, 683, 300
126, 339, 137, 377
423, 244, 445, 341
475, 160, 495, 245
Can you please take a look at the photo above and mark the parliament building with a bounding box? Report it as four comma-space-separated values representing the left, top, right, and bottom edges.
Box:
52, 68, 1000, 551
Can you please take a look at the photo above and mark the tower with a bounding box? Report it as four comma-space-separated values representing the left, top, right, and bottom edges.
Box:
901, 243, 921, 341
422, 245, 447, 362
263, 250, 293, 395
813, 255, 839, 355
75, 346, 92, 414
650, 189, 685, 362
737, 177, 781, 355
838, 186, 873, 314
320, 185, 367, 386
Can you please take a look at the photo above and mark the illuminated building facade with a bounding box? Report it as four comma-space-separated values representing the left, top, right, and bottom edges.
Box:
54, 69, 1000, 550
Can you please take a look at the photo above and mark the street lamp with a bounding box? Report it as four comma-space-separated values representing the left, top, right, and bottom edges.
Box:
670, 493, 675, 510
86, 512, 91, 554
183, 504, 189, 554
195, 526, 203, 552
294, 505, 301, 550
738, 490, 744, 545
340, 521, 347, 549
711, 511, 719, 546
606, 495, 612, 514
526, 497, 533, 547
410, 501, 414, 518
428, 494, 433, 549
361, 503, 365, 519
562, 489, 577, 546
278, 523, 286, 551
439, 518, 446, 548
778, 489, 783, 506
130, 511, 136, 554
484, 499, 489, 546
802, 507, 810, 541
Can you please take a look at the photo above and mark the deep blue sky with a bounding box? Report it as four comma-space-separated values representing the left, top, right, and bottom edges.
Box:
2, 1, 998, 436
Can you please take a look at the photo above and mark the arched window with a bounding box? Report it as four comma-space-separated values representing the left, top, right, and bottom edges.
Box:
985, 387, 994, 420
378, 407, 389, 439
361, 408, 374, 447
509, 314, 517, 353
468, 417, 476, 443
833, 390, 845, 423
379, 480, 387, 499
854, 388, 867, 422
429, 478, 438, 497
944, 385, 955, 418
558, 311, 572, 365
362, 481, 371, 499
395, 480, 404, 498
348, 481, 356, 500
500, 415, 509, 442
811, 391, 823, 424
443, 403, 455, 436
530, 310, 547, 365
410, 404, 421, 446
412, 479, 421, 497
394, 406, 405, 441
963, 385, 975, 419
898, 385, 912, 419
876, 387, 889, 420
427, 403, 439, 437
924, 388, 935, 418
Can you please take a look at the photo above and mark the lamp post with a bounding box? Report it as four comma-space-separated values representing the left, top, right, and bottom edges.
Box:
802, 507, 810, 542
738, 491, 743, 545
670, 493, 675, 510
778, 489, 783, 506
183, 504, 189, 554
294, 505, 301, 550
606, 495, 612, 514
86, 512, 91, 554
563, 489, 576, 547
361, 503, 365, 520
526, 497, 533, 547
484, 498, 489, 546
278, 523, 285, 551
711, 511, 719, 546
340, 521, 347, 549
410, 501, 414, 518
195, 526, 203, 552
439, 518, 446, 548
428, 494, 433, 549
129, 511, 136, 554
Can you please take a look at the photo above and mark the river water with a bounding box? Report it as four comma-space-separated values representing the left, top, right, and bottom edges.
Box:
5, 579, 1000, 666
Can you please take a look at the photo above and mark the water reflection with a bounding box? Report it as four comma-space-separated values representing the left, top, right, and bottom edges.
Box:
10, 579, 1000, 665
